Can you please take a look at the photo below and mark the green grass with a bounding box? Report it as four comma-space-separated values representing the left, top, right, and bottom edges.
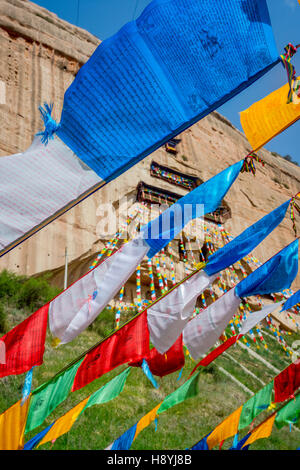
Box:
0, 270, 299, 450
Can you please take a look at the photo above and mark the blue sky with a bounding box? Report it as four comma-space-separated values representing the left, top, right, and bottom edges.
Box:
32, 0, 300, 163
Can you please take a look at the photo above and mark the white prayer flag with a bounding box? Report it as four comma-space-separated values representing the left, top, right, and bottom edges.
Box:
147, 270, 217, 354
0, 136, 101, 252
49, 237, 149, 344
183, 288, 241, 360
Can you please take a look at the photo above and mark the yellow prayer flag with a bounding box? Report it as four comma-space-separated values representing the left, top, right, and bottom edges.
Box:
134, 403, 162, 441
37, 397, 89, 448
0, 398, 30, 450
206, 406, 243, 450
242, 413, 276, 448
240, 78, 300, 151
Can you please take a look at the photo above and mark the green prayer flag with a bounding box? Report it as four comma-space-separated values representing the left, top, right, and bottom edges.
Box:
83, 368, 131, 412
157, 372, 200, 415
25, 359, 84, 433
238, 381, 274, 430
275, 394, 300, 429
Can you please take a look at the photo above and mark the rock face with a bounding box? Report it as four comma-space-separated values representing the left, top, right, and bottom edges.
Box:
0, 0, 299, 300
0, 0, 100, 156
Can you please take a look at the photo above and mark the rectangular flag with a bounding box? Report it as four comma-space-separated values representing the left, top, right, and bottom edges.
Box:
0, 136, 102, 257
147, 270, 217, 354
131, 335, 185, 377
240, 78, 300, 151
0, 398, 30, 450
58, 0, 279, 180
183, 288, 241, 360
274, 359, 300, 403
25, 359, 84, 433
72, 312, 149, 391
49, 237, 149, 344
0, 304, 48, 378
275, 393, 300, 429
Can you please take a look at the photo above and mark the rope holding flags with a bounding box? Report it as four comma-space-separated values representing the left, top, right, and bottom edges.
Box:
280, 43, 300, 103
36, 103, 61, 145
290, 192, 300, 237
240, 153, 265, 176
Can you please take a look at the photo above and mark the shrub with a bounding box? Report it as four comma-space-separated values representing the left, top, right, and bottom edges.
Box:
0, 303, 8, 334
0, 270, 23, 301
16, 277, 60, 310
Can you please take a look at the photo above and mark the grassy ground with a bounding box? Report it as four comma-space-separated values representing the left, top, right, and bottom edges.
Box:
0, 270, 299, 451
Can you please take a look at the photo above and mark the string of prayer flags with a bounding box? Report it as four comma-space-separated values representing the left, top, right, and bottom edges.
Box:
72, 312, 149, 391
146, 200, 291, 355
24, 368, 131, 450
57, 0, 279, 181
183, 240, 298, 360
0, 398, 30, 450
48, 160, 252, 346
240, 78, 300, 152
192, 360, 300, 450
0, 304, 48, 378
0, 171, 291, 367
0, 0, 279, 259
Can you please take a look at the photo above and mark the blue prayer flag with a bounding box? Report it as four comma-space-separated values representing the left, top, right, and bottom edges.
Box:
282, 290, 300, 312
57, 0, 279, 180
111, 424, 137, 450
142, 160, 243, 257
236, 240, 299, 298
205, 200, 290, 276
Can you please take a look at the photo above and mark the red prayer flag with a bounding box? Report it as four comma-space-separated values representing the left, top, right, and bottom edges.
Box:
147, 334, 184, 377
274, 359, 300, 403
0, 304, 49, 377
131, 335, 185, 377
72, 312, 149, 391
190, 335, 238, 376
